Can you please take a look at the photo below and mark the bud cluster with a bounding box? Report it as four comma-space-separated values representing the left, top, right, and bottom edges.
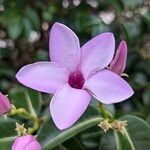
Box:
98, 119, 127, 135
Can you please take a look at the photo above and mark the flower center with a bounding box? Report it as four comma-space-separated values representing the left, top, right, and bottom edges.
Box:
68, 71, 85, 89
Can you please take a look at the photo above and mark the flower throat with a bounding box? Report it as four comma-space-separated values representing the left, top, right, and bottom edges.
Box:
68, 71, 85, 89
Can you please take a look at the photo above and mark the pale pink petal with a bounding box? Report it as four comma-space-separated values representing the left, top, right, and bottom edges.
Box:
81, 33, 115, 79
12, 135, 33, 150
12, 135, 41, 150
110, 40, 127, 75
84, 69, 134, 104
50, 84, 91, 130
25, 141, 41, 150
49, 22, 81, 73
16, 62, 69, 94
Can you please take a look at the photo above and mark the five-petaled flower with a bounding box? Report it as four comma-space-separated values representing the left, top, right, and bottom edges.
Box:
16, 23, 134, 130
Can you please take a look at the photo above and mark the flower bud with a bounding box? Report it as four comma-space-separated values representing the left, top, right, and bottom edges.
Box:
12, 135, 41, 150
98, 119, 111, 133
15, 123, 27, 136
0, 92, 11, 114
111, 120, 127, 135
110, 40, 127, 75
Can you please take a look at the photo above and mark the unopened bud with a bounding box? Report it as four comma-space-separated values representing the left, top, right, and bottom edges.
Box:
98, 119, 111, 133
111, 120, 127, 135
109, 40, 127, 75
15, 123, 27, 136
0, 92, 11, 114
12, 134, 41, 150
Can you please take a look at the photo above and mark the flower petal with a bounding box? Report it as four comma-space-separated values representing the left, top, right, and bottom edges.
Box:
110, 40, 127, 75
12, 135, 41, 150
25, 141, 41, 150
49, 22, 81, 73
50, 84, 91, 130
12, 135, 33, 150
84, 69, 134, 104
81, 32, 115, 79
16, 62, 69, 94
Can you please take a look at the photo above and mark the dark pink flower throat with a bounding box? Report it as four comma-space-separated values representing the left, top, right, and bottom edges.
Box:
68, 71, 85, 89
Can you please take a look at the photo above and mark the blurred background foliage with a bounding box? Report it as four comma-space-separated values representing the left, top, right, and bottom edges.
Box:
0, 0, 150, 149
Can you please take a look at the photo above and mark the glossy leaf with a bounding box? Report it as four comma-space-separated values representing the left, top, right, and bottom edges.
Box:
63, 137, 85, 150
123, 0, 143, 9
37, 106, 102, 150
122, 21, 141, 46
108, 0, 124, 13
25, 7, 40, 30
9, 87, 42, 116
99, 115, 150, 150
8, 17, 23, 39
0, 117, 17, 150
81, 128, 102, 149
22, 17, 32, 39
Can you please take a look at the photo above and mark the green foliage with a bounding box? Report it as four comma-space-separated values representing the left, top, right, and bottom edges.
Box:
37, 106, 101, 149
8, 16, 23, 39
0, 88, 43, 150
0, 118, 17, 150
9, 87, 42, 116
100, 115, 150, 150
123, 0, 143, 9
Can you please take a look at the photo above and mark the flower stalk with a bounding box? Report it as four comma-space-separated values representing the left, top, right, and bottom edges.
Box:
9, 105, 40, 134
98, 103, 113, 119
98, 118, 127, 135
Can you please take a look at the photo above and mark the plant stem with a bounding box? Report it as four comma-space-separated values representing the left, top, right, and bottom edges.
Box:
98, 103, 113, 119
9, 107, 40, 134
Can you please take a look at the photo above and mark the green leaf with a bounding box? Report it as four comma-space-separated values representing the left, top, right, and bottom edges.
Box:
63, 137, 85, 150
99, 115, 150, 150
36, 50, 49, 61
8, 16, 23, 39
115, 115, 150, 150
9, 87, 42, 116
142, 87, 150, 107
99, 131, 116, 150
142, 12, 150, 30
25, 7, 40, 30
42, 5, 56, 22
37, 106, 102, 150
0, 68, 15, 79
39, 117, 102, 150
0, 137, 16, 150
123, 0, 143, 9
122, 21, 141, 46
81, 129, 102, 149
142, 12, 150, 22
22, 18, 32, 39
108, 0, 124, 13
0, 117, 17, 150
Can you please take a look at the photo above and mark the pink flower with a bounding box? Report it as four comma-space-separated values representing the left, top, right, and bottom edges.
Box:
0, 92, 10, 114
109, 40, 127, 75
16, 23, 134, 130
12, 135, 41, 150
